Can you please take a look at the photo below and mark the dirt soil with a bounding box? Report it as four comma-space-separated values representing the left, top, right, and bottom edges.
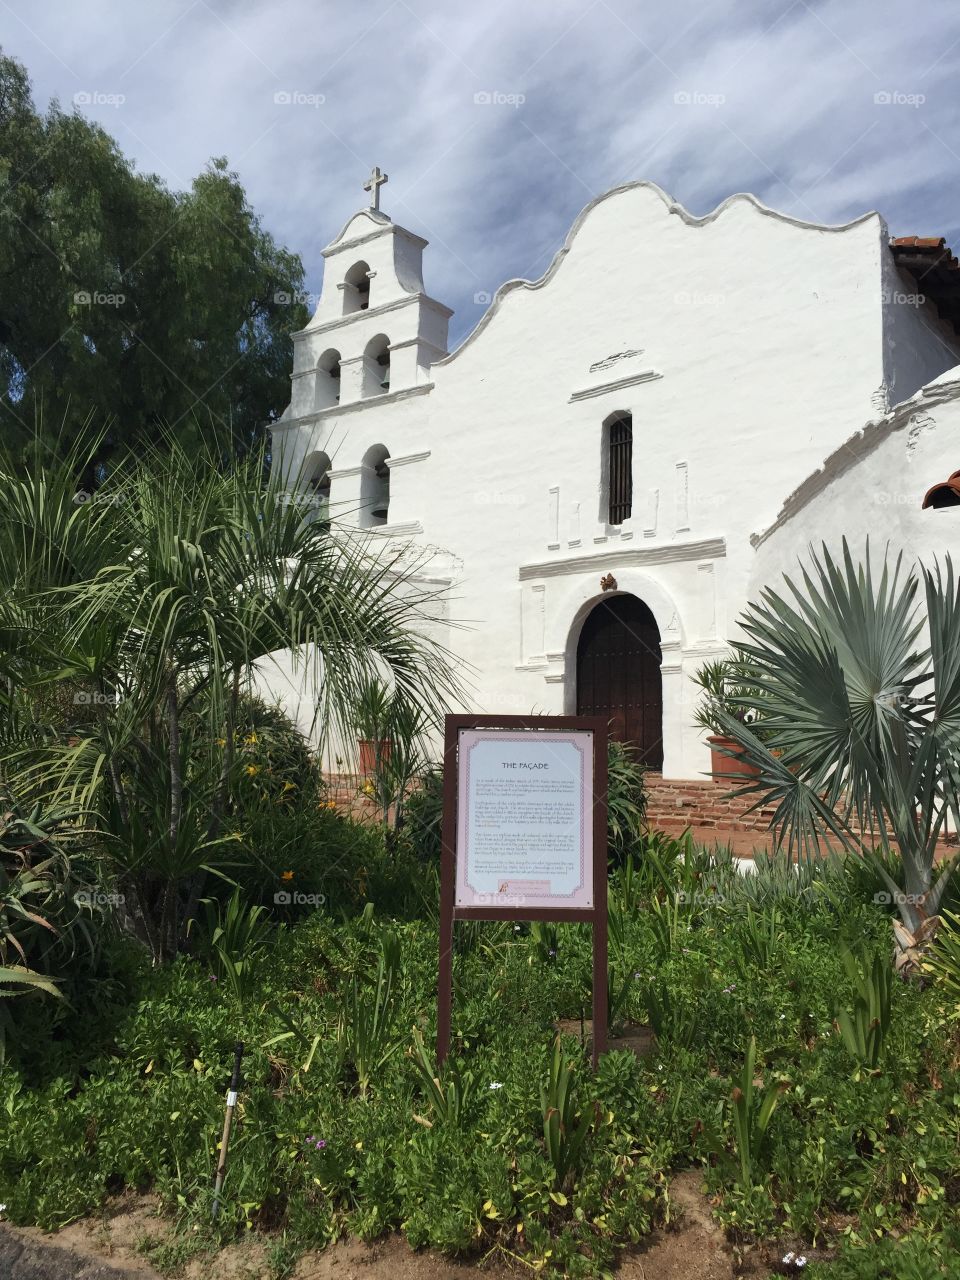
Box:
0, 1171, 813, 1279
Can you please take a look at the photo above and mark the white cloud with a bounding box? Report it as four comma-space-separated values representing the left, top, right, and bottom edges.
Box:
6, 0, 960, 345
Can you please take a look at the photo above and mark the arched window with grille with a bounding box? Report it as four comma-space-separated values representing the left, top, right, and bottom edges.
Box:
606, 411, 633, 525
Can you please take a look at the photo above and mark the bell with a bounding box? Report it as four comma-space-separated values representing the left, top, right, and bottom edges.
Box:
371, 502, 388, 521
379, 373, 391, 390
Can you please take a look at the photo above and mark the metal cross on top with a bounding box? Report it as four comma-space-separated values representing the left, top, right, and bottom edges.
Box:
363, 166, 388, 210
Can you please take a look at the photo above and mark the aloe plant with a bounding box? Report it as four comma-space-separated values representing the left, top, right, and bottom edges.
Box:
336, 927, 402, 1097
540, 1036, 596, 1193
728, 1036, 789, 1187
189, 888, 273, 1000
834, 946, 893, 1069
409, 1027, 475, 1126
643, 980, 701, 1049
923, 909, 960, 1001
607, 963, 633, 1031
732, 905, 785, 978
648, 888, 685, 960
529, 920, 559, 965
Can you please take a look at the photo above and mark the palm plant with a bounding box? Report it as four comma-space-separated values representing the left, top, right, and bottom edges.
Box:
706, 541, 960, 971
0, 430, 460, 962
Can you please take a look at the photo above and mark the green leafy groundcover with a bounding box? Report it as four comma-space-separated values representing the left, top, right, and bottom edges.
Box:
1, 840, 959, 1279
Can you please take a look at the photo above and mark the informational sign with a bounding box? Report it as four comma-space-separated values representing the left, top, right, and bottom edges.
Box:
455, 729, 594, 910
437, 715, 609, 1069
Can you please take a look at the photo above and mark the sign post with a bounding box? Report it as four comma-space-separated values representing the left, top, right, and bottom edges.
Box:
438, 714, 608, 1070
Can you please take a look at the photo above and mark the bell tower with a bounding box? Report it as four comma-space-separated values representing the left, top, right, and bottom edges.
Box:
288, 169, 453, 418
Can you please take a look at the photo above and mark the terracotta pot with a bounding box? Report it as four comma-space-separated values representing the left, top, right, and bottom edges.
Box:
358, 738, 391, 775
707, 735, 760, 779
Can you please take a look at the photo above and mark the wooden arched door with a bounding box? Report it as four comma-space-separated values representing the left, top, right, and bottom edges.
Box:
576, 595, 663, 767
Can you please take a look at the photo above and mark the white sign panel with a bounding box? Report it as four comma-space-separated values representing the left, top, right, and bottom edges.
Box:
455, 728, 594, 909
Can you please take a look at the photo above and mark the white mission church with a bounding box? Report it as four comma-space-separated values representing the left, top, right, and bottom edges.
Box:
267, 169, 960, 780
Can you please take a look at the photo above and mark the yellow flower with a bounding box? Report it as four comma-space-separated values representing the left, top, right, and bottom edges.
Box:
215, 737, 226, 748
362, 780, 375, 796
281, 870, 294, 882
245, 764, 259, 777
325, 800, 337, 811
281, 780, 296, 794
244, 733, 258, 745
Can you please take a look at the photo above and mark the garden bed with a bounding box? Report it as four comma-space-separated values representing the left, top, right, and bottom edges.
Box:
2, 834, 959, 1279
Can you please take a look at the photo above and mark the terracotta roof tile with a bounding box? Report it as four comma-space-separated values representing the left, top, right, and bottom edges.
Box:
922, 470, 960, 510
890, 234, 960, 334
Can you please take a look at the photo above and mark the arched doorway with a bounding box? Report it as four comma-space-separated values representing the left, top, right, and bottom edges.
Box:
576, 594, 663, 767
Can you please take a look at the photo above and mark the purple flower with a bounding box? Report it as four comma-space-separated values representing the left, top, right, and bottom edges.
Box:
208, 973, 218, 983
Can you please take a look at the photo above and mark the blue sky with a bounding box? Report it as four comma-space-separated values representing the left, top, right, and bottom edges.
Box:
4, 0, 960, 347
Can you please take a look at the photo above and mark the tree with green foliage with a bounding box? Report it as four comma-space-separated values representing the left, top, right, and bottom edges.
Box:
0, 50, 307, 469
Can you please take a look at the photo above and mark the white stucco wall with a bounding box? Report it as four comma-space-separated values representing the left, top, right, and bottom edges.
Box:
269, 181, 960, 779
751, 368, 960, 599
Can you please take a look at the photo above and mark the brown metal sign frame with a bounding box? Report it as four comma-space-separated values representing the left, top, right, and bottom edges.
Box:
437, 713, 609, 1070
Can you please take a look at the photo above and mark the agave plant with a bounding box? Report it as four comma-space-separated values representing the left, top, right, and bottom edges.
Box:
706, 541, 960, 972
